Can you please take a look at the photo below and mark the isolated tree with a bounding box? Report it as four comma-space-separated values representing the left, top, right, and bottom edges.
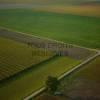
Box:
46, 76, 60, 94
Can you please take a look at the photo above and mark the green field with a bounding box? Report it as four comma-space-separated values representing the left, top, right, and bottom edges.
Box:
0, 9, 100, 49
0, 37, 54, 80
0, 55, 80, 100
0, 0, 88, 5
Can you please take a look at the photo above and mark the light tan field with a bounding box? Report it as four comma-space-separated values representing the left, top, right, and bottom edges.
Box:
33, 5, 100, 17
0, 0, 49, 4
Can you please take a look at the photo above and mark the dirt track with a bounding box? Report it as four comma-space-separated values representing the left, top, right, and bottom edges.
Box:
0, 28, 96, 60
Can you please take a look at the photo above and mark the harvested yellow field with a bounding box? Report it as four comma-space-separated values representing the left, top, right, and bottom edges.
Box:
33, 5, 100, 17
0, 37, 54, 80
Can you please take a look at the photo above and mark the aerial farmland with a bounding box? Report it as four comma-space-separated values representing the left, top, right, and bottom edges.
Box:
0, 0, 100, 100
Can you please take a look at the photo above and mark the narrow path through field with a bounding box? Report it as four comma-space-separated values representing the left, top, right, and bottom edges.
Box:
0, 26, 99, 53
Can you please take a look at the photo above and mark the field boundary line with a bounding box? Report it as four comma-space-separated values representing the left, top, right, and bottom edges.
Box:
24, 52, 100, 100
0, 26, 99, 53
